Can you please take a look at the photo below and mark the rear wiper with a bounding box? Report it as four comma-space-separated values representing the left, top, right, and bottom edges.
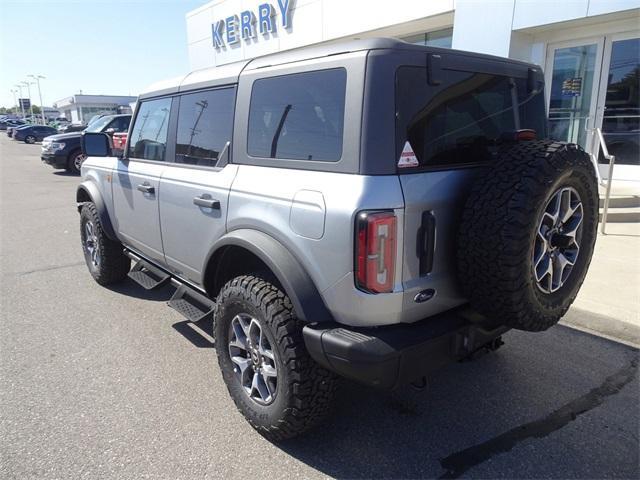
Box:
270, 104, 292, 158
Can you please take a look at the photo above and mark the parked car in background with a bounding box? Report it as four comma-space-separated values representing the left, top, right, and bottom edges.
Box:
58, 123, 87, 133
112, 131, 128, 153
50, 117, 70, 128
7, 124, 30, 138
14, 125, 58, 143
86, 114, 114, 126
0, 119, 25, 130
42, 114, 130, 174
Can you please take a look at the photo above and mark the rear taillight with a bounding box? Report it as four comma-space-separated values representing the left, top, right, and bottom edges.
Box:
516, 129, 537, 141
355, 211, 397, 293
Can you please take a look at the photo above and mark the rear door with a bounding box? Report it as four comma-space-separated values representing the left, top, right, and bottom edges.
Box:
158, 86, 237, 285
112, 97, 172, 264
395, 62, 547, 319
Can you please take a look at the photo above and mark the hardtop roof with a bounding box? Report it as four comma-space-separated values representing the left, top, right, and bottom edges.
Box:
138, 37, 539, 99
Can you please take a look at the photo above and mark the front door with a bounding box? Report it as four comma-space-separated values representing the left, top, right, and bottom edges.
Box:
594, 34, 640, 181
112, 97, 172, 264
545, 38, 604, 155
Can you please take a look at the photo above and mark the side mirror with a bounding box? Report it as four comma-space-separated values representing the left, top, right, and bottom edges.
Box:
82, 132, 112, 157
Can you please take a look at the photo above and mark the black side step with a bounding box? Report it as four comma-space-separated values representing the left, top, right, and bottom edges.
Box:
128, 259, 171, 290
168, 284, 216, 323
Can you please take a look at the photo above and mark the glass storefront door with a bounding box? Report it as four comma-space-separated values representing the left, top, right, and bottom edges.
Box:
547, 33, 640, 182
596, 35, 640, 181
546, 40, 603, 152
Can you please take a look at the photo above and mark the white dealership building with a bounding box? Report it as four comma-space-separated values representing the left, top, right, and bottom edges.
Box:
186, 0, 640, 181
53, 94, 137, 124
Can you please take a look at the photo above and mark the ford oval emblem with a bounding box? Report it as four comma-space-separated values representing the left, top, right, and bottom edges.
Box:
414, 289, 436, 303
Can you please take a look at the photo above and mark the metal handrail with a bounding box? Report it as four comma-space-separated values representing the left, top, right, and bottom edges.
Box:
594, 127, 616, 234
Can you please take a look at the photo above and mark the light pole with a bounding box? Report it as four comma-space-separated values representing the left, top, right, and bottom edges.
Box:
14, 84, 25, 118
21, 80, 35, 120
28, 75, 46, 124
10, 89, 18, 115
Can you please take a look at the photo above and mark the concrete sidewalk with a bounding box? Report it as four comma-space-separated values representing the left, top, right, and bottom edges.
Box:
562, 221, 640, 347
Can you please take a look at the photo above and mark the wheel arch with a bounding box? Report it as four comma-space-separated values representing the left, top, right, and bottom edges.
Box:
67, 146, 82, 161
203, 229, 333, 324
76, 181, 117, 241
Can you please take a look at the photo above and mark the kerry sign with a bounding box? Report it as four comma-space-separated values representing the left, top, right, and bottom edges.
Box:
212, 0, 292, 48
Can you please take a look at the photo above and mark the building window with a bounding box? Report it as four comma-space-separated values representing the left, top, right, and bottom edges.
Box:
80, 106, 118, 123
401, 27, 453, 48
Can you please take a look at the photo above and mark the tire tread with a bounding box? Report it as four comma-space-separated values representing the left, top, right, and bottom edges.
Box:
215, 274, 337, 441
457, 140, 598, 331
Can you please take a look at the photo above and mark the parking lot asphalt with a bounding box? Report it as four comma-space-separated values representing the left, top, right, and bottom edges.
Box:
1, 134, 638, 480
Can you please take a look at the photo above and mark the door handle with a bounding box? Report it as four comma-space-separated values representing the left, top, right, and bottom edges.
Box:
137, 183, 154, 194
193, 195, 220, 209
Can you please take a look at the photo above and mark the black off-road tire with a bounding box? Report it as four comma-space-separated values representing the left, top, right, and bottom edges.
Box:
458, 140, 598, 332
215, 275, 337, 441
80, 202, 130, 285
67, 149, 86, 174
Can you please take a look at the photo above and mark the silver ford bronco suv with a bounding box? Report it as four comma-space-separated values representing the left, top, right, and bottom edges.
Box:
78, 38, 598, 440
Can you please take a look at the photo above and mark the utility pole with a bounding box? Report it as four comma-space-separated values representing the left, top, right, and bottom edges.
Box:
14, 84, 25, 118
28, 75, 46, 124
21, 81, 35, 120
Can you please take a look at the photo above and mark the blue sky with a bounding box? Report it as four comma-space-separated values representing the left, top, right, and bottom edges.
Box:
0, 0, 206, 109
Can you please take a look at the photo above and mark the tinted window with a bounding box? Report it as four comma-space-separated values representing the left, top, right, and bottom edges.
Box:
396, 66, 547, 168
128, 98, 171, 161
175, 87, 235, 167
401, 28, 453, 48
248, 68, 346, 161
86, 115, 115, 133
107, 116, 130, 133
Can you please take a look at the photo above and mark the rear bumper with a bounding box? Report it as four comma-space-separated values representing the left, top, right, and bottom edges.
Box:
303, 308, 508, 390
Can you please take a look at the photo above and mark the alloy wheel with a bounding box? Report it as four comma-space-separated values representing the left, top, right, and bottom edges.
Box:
83, 220, 101, 269
533, 186, 583, 293
74, 153, 87, 171
228, 313, 278, 405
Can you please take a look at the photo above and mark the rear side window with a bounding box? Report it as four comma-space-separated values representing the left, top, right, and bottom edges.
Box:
396, 66, 547, 168
247, 68, 346, 161
175, 87, 235, 167
128, 98, 171, 161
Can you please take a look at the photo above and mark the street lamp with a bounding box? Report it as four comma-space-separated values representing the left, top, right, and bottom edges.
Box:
10, 89, 18, 115
28, 75, 46, 124
21, 80, 35, 120
14, 84, 25, 117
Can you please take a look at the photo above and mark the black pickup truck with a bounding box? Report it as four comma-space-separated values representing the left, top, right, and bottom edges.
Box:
41, 114, 130, 174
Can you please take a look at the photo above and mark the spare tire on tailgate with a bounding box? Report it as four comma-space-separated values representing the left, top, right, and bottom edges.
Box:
458, 140, 598, 332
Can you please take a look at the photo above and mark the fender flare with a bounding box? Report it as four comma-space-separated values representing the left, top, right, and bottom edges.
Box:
205, 229, 333, 324
76, 181, 117, 241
